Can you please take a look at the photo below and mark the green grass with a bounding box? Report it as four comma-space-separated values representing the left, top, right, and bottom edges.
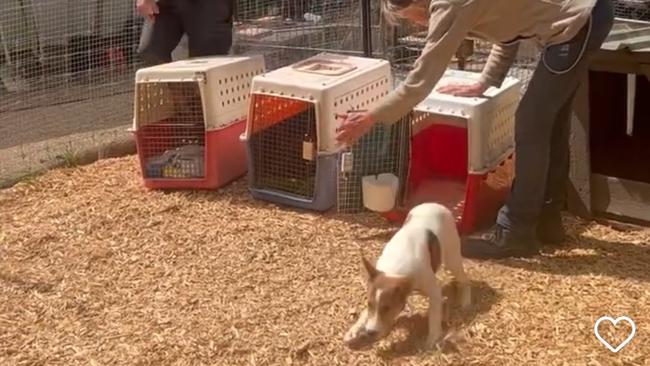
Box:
55, 145, 82, 168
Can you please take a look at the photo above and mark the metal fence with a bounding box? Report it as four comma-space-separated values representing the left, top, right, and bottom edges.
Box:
614, 0, 650, 22
381, 15, 540, 89
233, 0, 386, 70
1, 0, 583, 187
0, 0, 144, 185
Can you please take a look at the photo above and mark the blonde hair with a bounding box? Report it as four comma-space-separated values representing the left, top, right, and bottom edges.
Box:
380, 0, 425, 26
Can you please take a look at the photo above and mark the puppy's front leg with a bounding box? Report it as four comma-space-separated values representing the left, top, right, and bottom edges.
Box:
444, 236, 472, 309
456, 280, 472, 310
343, 308, 369, 343
425, 282, 443, 349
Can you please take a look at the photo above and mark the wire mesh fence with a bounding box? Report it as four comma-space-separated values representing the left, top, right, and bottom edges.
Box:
381, 18, 540, 91
0, 0, 144, 185
613, 0, 650, 22
1, 0, 550, 187
233, 0, 386, 70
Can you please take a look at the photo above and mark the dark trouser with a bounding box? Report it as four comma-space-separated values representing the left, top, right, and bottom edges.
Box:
496, 0, 614, 236
138, 0, 234, 65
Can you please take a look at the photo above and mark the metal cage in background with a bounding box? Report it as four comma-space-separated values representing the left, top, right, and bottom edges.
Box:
613, 0, 650, 22
232, 0, 386, 70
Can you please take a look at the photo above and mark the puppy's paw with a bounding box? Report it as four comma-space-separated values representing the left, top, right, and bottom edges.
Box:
343, 326, 362, 344
422, 333, 443, 351
458, 286, 472, 309
442, 301, 452, 325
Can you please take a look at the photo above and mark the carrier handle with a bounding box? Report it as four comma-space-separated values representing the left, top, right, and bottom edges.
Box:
291, 58, 357, 76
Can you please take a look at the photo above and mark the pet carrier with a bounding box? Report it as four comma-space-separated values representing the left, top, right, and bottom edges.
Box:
241, 53, 393, 211
382, 69, 521, 234
133, 55, 266, 189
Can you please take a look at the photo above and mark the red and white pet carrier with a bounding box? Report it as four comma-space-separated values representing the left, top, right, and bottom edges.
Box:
132, 55, 265, 189
383, 69, 521, 234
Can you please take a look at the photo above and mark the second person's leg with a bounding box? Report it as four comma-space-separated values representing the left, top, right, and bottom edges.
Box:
180, 0, 234, 57
137, 0, 184, 65
536, 87, 576, 245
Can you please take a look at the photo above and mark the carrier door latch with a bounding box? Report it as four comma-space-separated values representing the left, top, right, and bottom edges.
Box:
302, 135, 315, 161
194, 71, 207, 84
340, 151, 354, 173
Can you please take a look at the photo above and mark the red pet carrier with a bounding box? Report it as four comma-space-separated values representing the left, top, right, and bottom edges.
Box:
132, 55, 265, 189
382, 69, 521, 234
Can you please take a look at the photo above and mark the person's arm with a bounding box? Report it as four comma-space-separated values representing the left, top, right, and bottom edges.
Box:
478, 42, 519, 88
136, 0, 159, 22
370, 1, 477, 126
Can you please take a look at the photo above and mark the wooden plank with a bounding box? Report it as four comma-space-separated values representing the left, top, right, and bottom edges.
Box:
641, 64, 650, 81
592, 49, 650, 65
593, 216, 649, 231
591, 174, 650, 222
568, 73, 592, 218
601, 20, 650, 53
590, 60, 650, 75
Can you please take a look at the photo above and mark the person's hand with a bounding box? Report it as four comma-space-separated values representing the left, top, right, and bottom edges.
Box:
335, 111, 375, 148
136, 0, 159, 22
436, 81, 488, 97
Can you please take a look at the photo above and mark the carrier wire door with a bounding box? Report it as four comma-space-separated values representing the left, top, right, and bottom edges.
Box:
249, 96, 319, 200
337, 115, 412, 214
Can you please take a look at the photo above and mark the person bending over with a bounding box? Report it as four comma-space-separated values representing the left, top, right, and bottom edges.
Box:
335, 0, 614, 259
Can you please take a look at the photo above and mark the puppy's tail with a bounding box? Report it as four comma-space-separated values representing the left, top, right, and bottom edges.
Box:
427, 229, 442, 273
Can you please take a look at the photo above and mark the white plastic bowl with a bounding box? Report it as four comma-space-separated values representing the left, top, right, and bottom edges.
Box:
362, 173, 399, 212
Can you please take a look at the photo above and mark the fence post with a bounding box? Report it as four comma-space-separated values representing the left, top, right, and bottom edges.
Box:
361, 0, 372, 57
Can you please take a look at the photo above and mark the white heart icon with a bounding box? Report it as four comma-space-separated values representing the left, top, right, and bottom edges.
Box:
593, 316, 636, 353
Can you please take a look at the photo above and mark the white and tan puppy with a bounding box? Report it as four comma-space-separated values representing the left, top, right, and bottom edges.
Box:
343, 203, 471, 350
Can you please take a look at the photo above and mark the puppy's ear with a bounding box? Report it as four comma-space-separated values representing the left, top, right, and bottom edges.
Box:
361, 256, 379, 280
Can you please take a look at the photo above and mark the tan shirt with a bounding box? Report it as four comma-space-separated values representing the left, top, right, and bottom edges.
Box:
371, 0, 597, 125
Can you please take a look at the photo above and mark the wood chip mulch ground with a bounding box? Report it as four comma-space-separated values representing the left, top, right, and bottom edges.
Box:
1, 156, 648, 365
